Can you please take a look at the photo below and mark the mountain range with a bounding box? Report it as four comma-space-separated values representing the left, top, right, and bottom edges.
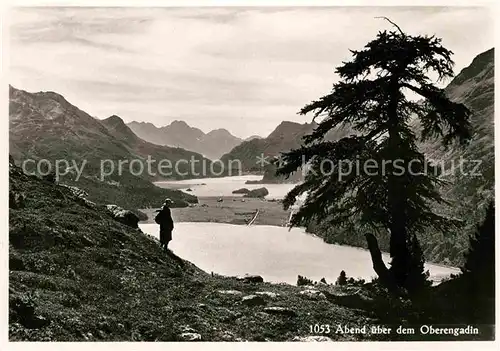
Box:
127, 120, 246, 160
9, 86, 216, 209
220, 120, 352, 181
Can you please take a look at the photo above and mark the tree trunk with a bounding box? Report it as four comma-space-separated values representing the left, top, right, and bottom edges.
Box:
386, 77, 410, 289
365, 232, 399, 293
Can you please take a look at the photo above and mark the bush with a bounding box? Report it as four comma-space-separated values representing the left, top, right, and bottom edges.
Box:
462, 200, 495, 301
335, 271, 347, 286
296, 275, 313, 286
405, 234, 432, 294
462, 202, 495, 324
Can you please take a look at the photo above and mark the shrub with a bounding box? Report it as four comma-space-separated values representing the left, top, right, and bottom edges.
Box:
335, 271, 347, 286
405, 234, 432, 294
296, 275, 313, 286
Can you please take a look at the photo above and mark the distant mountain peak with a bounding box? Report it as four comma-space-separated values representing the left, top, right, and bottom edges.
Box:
245, 135, 262, 141
169, 120, 190, 128
448, 48, 494, 89
206, 128, 232, 136
127, 119, 242, 159
104, 115, 125, 124
129, 121, 155, 127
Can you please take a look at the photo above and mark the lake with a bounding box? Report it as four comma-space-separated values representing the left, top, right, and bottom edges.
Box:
139, 222, 460, 285
155, 175, 299, 200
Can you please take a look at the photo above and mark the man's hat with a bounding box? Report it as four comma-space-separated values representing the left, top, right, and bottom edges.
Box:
163, 198, 173, 206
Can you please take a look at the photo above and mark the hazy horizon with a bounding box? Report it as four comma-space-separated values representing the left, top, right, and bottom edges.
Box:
9, 6, 494, 139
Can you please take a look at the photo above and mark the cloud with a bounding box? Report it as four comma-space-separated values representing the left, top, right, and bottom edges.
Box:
9, 6, 494, 138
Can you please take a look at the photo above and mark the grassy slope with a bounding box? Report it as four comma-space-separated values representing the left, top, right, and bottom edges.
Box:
9, 163, 492, 341
9, 163, 375, 341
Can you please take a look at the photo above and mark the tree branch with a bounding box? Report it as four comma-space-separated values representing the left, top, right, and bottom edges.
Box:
375, 16, 405, 36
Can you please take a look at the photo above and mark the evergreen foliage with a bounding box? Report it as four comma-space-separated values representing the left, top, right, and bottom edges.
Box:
462, 201, 495, 298
278, 21, 472, 291
406, 234, 432, 294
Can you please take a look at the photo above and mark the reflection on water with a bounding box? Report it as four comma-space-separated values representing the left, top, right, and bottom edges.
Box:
140, 222, 459, 285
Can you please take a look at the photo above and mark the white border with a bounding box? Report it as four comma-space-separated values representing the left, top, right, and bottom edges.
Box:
1, 1, 498, 351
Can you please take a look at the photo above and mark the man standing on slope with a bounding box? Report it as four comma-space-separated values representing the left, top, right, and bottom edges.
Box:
155, 198, 174, 251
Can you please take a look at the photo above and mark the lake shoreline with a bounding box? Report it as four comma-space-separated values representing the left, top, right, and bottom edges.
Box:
139, 196, 460, 273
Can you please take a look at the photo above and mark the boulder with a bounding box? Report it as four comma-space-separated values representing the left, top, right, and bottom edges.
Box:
255, 291, 280, 299
180, 325, 197, 333
217, 307, 243, 322
179, 332, 201, 341
241, 295, 267, 307
61, 184, 89, 199
325, 290, 374, 309
263, 306, 297, 317
217, 290, 242, 296
292, 335, 333, 342
219, 330, 236, 341
105, 204, 140, 228
60, 184, 96, 209
298, 289, 327, 300
243, 187, 269, 198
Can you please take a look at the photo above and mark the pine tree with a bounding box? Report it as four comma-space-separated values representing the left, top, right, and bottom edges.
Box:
277, 19, 472, 290
406, 234, 431, 293
462, 201, 495, 298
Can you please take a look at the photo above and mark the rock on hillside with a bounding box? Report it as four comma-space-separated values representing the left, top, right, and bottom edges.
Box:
105, 204, 140, 228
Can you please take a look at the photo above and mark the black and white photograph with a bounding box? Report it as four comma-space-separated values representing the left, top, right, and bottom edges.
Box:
4, 2, 497, 345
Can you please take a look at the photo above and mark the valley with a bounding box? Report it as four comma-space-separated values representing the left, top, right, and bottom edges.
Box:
7, 6, 495, 343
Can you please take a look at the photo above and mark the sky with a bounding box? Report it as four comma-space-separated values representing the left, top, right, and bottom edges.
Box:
8, 6, 495, 139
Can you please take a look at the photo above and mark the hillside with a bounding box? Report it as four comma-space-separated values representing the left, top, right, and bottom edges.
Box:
220, 121, 317, 174
9, 160, 492, 341
221, 121, 351, 182
245, 135, 263, 141
127, 120, 243, 160
8, 86, 215, 209
100, 115, 221, 180
6, 161, 372, 341
307, 48, 495, 266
